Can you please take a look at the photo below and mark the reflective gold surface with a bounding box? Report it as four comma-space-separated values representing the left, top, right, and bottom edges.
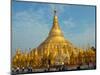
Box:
12, 10, 96, 70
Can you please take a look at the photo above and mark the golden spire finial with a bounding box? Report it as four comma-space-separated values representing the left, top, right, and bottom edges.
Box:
48, 8, 64, 37
54, 9, 57, 16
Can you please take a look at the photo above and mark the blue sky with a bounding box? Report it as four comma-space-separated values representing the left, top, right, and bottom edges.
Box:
12, 1, 96, 54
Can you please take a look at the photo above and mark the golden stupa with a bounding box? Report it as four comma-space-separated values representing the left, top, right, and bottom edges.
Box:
12, 10, 96, 70
29, 10, 79, 66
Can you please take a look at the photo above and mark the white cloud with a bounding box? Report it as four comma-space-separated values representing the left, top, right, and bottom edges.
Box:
48, 4, 70, 15
69, 24, 95, 48
12, 7, 50, 55
62, 18, 75, 29
59, 16, 95, 49
12, 4, 96, 55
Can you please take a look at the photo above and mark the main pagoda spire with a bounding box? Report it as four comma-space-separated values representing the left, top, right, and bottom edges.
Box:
49, 10, 64, 37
